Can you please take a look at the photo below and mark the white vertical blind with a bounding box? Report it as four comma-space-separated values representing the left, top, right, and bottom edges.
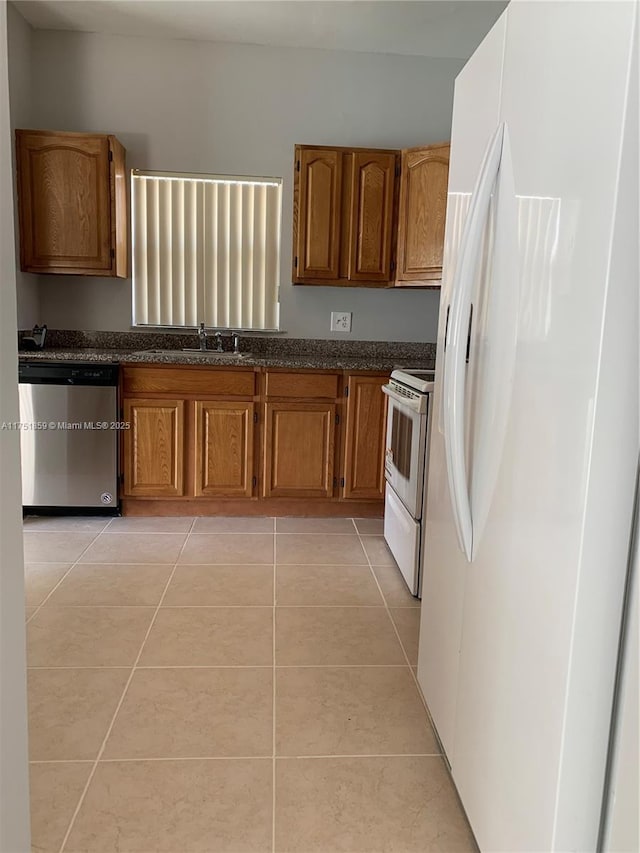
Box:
132, 170, 281, 329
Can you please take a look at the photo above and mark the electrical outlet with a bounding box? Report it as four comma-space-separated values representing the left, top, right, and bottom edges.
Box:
330, 311, 352, 332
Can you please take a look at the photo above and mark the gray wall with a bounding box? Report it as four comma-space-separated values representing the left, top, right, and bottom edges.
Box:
26, 28, 462, 340
7, 3, 39, 329
1, 3, 31, 849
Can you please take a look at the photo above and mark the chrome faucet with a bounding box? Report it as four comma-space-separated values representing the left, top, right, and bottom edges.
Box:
197, 323, 207, 352
214, 331, 224, 352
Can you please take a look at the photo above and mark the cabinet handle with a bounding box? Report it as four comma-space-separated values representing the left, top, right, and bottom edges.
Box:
253, 411, 258, 424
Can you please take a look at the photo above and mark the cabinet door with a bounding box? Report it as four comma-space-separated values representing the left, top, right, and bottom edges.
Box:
16, 130, 114, 275
396, 143, 450, 285
123, 399, 184, 497
194, 401, 255, 498
294, 147, 342, 281
348, 152, 397, 282
342, 375, 388, 499
263, 402, 336, 498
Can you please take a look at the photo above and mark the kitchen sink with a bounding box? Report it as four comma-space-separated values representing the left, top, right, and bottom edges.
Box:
135, 349, 252, 359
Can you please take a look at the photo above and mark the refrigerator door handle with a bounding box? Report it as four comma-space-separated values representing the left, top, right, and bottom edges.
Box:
443, 123, 505, 561
469, 124, 519, 558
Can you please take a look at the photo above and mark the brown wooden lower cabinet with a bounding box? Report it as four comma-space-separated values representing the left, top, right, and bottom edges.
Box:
342, 374, 388, 500
263, 401, 336, 498
194, 400, 255, 498
123, 398, 185, 497
120, 366, 390, 511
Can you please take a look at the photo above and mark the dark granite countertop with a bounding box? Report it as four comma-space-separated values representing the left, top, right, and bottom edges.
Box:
17, 347, 433, 372
17, 331, 436, 373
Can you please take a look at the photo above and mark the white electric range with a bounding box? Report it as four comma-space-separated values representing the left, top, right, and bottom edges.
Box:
381, 368, 435, 597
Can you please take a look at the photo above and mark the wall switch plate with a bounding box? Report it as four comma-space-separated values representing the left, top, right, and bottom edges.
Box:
331, 311, 352, 332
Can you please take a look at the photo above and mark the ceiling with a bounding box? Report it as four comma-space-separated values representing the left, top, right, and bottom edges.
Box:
13, 1, 507, 60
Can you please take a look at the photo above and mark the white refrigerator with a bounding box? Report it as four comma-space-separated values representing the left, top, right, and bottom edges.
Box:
416, 2, 638, 852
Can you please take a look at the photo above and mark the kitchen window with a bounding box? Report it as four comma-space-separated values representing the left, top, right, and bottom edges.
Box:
131, 170, 282, 330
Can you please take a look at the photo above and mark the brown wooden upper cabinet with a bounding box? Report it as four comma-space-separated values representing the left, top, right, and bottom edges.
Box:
293, 145, 398, 287
15, 129, 127, 277
292, 141, 449, 288
395, 143, 450, 286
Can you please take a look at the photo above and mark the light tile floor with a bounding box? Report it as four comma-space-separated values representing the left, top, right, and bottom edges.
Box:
24, 515, 476, 853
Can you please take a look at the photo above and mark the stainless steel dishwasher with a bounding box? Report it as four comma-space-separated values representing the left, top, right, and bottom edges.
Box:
18, 361, 119, 512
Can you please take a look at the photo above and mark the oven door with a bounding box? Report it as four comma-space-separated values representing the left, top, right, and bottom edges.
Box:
382, 384, 427, 519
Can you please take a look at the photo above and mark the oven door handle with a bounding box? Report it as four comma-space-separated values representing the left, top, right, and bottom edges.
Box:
444, 123, 505, 563
381, 384, 423, 413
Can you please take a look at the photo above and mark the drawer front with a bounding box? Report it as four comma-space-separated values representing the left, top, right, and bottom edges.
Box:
265, 371, 339, 399
123, 366, 256, 396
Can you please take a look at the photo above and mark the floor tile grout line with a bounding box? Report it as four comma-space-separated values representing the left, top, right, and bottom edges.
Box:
48, 530, 384, 537
95, 530, 277, 535
25, 529, 190, 535
272, 552, 276, 853
35, 560, 386, 567
26, 603, 418, 610
107, 753, 442, 762
35, 604, 276, 609
276, 532, 371, 536
27, 663, 413, 670
22, 521, 112, 534
354, 527, 443, 741
272, 604, 404, 609
25, 524, 115, 623
27, 604, 419, 618
31, 753, 443, 766
355, 527, 428, 683
56, 517, 197, 853
354, 527, 411, 660
29, 752, 444, 765
277, 752, 443, 760
190, 530, 276, 535
25, 530, 383, 536
25, 526, 384, 537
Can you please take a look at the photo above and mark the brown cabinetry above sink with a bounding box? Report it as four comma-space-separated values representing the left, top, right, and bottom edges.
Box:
292, 142, 449, 289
